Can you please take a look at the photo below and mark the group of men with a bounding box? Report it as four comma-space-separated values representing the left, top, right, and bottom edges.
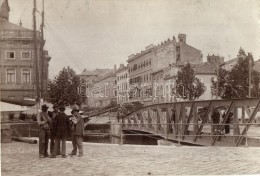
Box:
36, 104, 84, 158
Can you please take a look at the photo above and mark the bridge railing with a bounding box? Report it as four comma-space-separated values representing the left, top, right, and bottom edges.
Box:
3, 121, 260, 147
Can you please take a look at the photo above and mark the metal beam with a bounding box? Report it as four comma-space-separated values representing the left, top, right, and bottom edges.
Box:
194, 101, 212, 142
235, 99, 260, 146
182, 102, 195, 140
211, 100, 234, 145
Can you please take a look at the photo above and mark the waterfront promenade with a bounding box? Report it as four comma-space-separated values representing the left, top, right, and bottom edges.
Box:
1, 141, 260, 176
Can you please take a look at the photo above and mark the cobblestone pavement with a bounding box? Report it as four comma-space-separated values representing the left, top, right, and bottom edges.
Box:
1, 141, 260, 176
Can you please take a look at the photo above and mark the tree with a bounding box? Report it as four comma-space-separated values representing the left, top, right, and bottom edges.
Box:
47, 67, 85, 106
211, 48, 260, 99
176, 63, 206, 100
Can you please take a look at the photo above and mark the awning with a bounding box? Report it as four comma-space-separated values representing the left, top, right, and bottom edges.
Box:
0, 101, 29, 112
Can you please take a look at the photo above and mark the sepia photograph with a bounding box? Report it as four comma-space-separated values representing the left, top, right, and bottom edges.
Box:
1, 0, 260, 175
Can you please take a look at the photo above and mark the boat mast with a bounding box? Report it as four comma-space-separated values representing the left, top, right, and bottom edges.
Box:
33, 0, 40, 102
40, 0, 44, 99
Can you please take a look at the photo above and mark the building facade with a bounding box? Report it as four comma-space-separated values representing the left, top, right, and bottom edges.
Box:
127, 34, 202, 104
87, 67, 117, 108
116, 64, 129, 104
0, 0, 51, 104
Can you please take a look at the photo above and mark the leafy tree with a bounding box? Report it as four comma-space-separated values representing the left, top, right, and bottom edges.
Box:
47, 67, 85, 106
211, 48, 260, 99
176, 63, 206, 100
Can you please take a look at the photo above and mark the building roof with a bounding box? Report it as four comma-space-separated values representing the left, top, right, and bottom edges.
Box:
0, 20, 32, 31
79, 68, 113, 76
116, 64, 127, 73
223, 58, 238, 65
192, 62, 217, 75
93, 71, 117, 83
79, 70, 99, 76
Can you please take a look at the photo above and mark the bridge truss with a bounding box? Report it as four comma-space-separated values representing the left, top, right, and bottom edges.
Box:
121, 98, 260, 147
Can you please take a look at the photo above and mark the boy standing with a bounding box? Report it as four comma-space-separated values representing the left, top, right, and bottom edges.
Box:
70, 108, 84, 157
37, 104, 52, 158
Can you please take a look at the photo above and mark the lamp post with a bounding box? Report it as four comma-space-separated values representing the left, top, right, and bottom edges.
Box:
216, 63, 225, 99
249, 57, 252, 98
216, 65, 219, 99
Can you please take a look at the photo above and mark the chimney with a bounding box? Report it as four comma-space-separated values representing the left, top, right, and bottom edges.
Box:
178, 34, 186, 44
19, 20, 22, 26
114, 64, 117, 72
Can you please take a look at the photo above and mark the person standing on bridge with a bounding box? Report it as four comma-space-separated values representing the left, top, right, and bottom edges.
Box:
69, 107, 84, 157
50, 105, 70, 158
37, 104, 52, 158
211, 108, 221, 139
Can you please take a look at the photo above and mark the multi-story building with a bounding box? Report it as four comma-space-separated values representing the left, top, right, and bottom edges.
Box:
116, 64, 129, 104
152, 61, 218, 102
87, 66, 117, 108
78, 68, 113, 85
0, 0, 51, 104
193, 63, 217, 100
127, 34, 202, 104
152, 64, 180, 103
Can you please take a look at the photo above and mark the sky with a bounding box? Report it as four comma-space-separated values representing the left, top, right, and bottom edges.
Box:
6, 0, 260, 78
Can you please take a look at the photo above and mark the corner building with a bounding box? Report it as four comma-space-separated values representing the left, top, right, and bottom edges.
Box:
0, 0, 51, 104
127, 34, 202, 104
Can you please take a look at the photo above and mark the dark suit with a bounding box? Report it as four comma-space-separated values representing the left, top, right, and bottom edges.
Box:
50, 111, 60, 155
53, 112, 70, 156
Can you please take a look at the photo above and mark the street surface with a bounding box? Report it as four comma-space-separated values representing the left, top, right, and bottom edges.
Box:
1, 141, 260, 176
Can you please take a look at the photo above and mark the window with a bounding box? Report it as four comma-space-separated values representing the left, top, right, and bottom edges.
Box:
21, 52, 30, 60
6, 42, 14, 46
22, 41, 30, 46
6, 69, 15, 83
22, 69, 30, 83
149, 58, 151, 65
146, 60, 148, 66
6, 51, 15, 59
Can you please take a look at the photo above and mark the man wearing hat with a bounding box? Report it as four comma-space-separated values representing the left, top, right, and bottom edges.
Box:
50, 104, 60, 155
70, 107, 84, 157
51, 105, 70, 158
37, 104, 52, 158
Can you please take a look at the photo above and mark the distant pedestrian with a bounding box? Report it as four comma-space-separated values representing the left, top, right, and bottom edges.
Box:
51, 105, 70, 158
37, 104, 52, 158
211, 108, 220, 133
50, 104, 60, 155
224, 112, 233, 134
69, 107, 84, 157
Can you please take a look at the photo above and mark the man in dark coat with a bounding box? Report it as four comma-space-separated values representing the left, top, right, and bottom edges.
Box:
70, 107, 84, 157
224, 112, 233, 134
51, 106, 70, 158
50, 104, 60, 155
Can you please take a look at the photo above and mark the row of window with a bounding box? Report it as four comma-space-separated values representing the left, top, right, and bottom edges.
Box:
117, 73, 128, 81
129, 58, 152, 73
6, 68, 31, 83
117, 82, 128, 91
5, 41, 30, 47
129, 73, 152, 84
4, 51, 31, 60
